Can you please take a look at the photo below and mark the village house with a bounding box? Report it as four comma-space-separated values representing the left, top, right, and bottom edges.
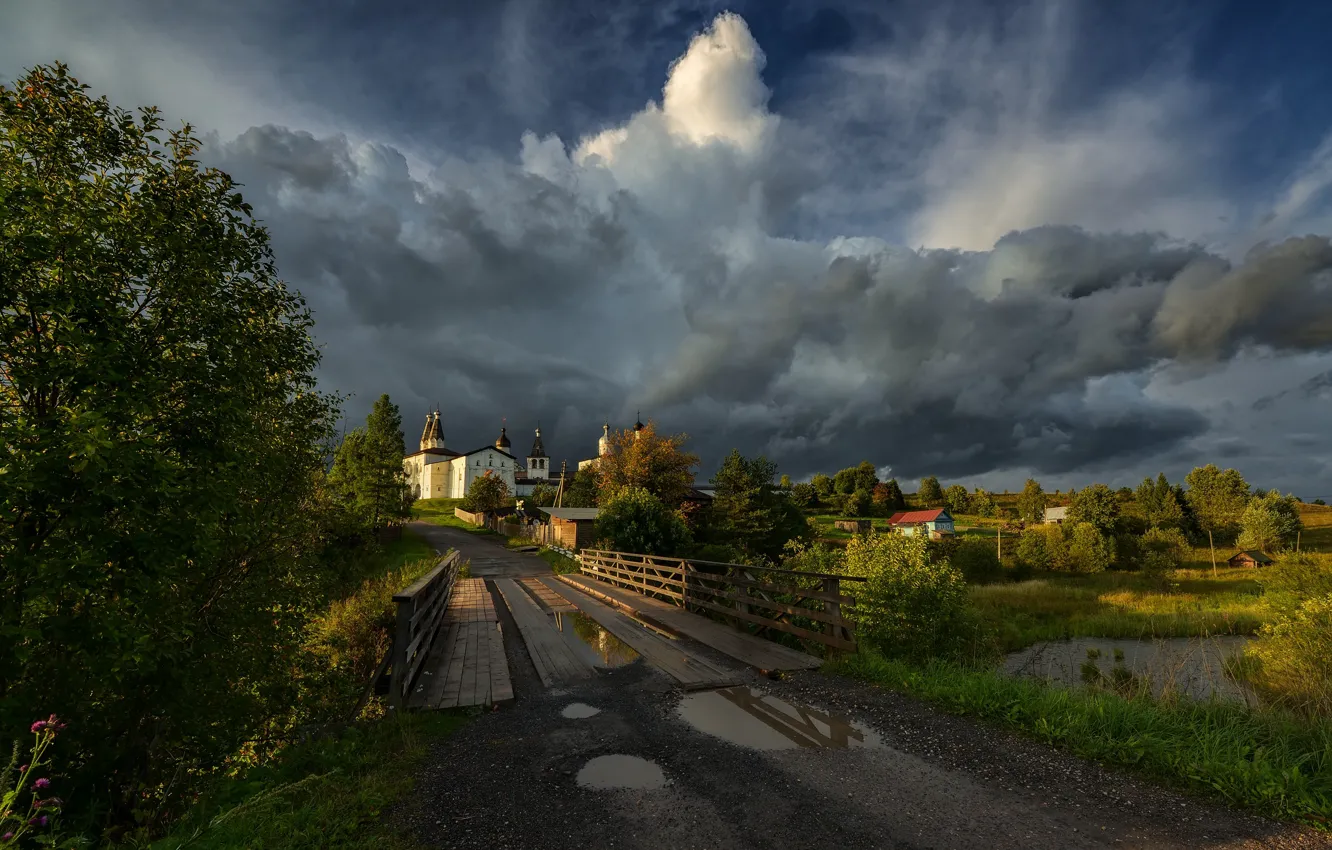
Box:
886, 508, 956, 538
1227, 549, 1274, 568
1043, 506, 1068, 524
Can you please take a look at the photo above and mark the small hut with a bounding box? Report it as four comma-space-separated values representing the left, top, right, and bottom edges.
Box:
834, 519, 871, 533
1227, 549, 1273, 569
544, 507, 600, 550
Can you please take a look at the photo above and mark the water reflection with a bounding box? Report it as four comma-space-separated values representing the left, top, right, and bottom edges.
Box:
678, 687, 880, 750
576, 754, 667, 790
562, 702, 601, 719
552, 611, 641, 668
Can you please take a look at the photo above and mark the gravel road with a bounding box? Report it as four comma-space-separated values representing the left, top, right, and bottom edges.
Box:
394, 578, 1330, 850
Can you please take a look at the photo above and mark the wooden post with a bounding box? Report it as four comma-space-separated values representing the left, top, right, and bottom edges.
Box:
997, 525, 1002, 561
1208, 529, 1217, 578
823, 576, 845, 650
1296, 530, 1301, 553
389, 597, 412, 711
680, 560, 690, 612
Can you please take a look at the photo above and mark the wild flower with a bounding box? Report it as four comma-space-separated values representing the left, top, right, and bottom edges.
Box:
1, 715, 70, 847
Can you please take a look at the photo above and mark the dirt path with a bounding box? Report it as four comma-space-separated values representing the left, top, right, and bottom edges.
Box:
397, 575, 1329, 850
408, 520, 549, 579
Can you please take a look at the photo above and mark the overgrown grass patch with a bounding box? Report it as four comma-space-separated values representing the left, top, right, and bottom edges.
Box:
970, 569, 1269, 652
538, 548, 580, 575
829, 651, 1332, 828
147, 711, 469, 850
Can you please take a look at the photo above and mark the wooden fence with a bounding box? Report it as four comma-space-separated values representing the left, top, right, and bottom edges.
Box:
389, 550, 462, 709
578, 550, 864, 653
454, 507, 483, 525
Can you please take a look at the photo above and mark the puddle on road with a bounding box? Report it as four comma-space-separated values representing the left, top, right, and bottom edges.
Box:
678, 687, 881, 751
575, 754, 667, 790
562, 702, 601, 719
552, 611, 641, 668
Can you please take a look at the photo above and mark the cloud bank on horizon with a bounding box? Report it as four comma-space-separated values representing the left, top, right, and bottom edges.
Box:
5, 1, 1332, 496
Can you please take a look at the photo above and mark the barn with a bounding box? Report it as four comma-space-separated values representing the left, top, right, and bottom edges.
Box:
886, 508, 956, 537
1227, 549, 1274, 568
544, 507, 600, 551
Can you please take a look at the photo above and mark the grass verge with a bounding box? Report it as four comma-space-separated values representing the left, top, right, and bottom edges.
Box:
828, 650, 1331, 829
538, 547, 580, 575
410, 498, 497, 536
148, 711, 468, 850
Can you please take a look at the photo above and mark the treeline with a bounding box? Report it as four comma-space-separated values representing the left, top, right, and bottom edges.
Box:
1, 64, 420, 841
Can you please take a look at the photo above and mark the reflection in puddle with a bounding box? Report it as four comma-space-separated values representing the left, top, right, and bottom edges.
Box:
552, 611, 641, 668
562, 702, 601, 719
678, 687, 881, 750
576, 754, 666, 790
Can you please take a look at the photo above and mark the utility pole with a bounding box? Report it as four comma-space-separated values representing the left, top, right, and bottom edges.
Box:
554, 460, 568, 508
997, 524, 1002, 561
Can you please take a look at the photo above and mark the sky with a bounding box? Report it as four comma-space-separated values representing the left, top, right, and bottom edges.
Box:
6, 0, 1332, 498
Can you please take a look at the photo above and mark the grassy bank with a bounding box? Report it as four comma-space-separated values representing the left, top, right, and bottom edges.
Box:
971, 568, 1269, 652
829, 651, 1332, 828
148, 712, 468, 849
411, 498, 497, 536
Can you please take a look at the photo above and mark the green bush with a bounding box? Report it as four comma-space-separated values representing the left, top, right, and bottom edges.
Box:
841, 532, 972, 660
1246, 594, 1332, 717
1067, 522, 1113, 573
950, 537, 1003, 584
843, 488, 872, 517
788, 482, 815, 508
594, 487, 691, 556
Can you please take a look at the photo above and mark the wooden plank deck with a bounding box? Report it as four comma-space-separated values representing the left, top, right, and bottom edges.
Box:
519, 576, 577, 613
538, 577, 740, 690
409, 578, 512, 710
494, 579, 595, 688
558, 573, 823, 672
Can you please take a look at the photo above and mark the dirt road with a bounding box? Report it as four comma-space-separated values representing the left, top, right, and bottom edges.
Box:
397, 529, 1328, 849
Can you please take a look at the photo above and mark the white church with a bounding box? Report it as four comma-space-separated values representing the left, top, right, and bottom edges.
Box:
403, 410, 552, 500
404, 410, 649, 500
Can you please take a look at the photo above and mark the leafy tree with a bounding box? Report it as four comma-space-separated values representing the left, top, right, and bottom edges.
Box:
943, 484, 971, 515
853, 460, 879, 492
1016, 525, 1068, 572
560, 466, 601, 508
708, 451, 811, 564
1141, 527, 1190, 577
810, 473, 834, 501
843, 488, 872, 518
971, 488, 997, 518
833, 466, 858, 495
0, 64, 338, 826
948, 536, 1002, 583
1185, 464, 1252, 575
597, 420, 699, 507
1066, 522, 1113, 573
789, 482, 815, 508
876, 478, 906, 512
779, 474, 792, 490
1016, 478, 1047, 524
842, 532, 970, 660
1238, 490, 1303, 552
1067, 483, 1119, 535
594, 487, 691, 556
1314, 498, 1327, 506
918, 476, 944, 507
463, 470, 511, 513
527, 482, 558, 508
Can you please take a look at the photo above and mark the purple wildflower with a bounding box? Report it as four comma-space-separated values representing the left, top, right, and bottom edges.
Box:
18, 764, 27, 772
38, 816, 48, 827
33, 777, 50, 789
1, 832, 13, 841
30, 719, 46, 733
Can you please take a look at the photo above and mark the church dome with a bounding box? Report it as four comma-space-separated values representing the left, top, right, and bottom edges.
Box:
633, 411, 645, 432
495, 426, 510, 450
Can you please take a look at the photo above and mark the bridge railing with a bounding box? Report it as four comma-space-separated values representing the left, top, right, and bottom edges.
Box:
389, 550, 462, 709
578, 550, 865, 654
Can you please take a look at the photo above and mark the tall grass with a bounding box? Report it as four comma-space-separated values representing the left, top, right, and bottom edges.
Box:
146, 712, 467, 849
830, 651, 1332, 828
970, 569, 1268, 652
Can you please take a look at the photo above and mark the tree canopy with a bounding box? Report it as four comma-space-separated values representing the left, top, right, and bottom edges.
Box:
1185, 464, 1251, 542
917, 476, 944, 507
596, 420, 699, 507
1016, 478, 1047, 524
707, 450, 810, 564
1067, 483, 1120, 535
0, 64, 338, 824
594, 487, 691, 556
327, 394, 412, 533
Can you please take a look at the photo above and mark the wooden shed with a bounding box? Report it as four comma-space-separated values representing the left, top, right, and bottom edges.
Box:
834, 519, 871, 533
1227, 549, 1273, 568
544, 507, 600, 550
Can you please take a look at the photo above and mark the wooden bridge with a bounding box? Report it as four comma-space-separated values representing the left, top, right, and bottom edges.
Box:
386, 533, 865, 710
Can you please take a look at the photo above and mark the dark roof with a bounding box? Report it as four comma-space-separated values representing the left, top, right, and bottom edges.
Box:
887, 508, 951, 524
459, 445, 517, 461
683, 487, 713, 501
1229, 549, 1274, 564
403, 447, 461, 460
529, 428, 547, 458
545, 507, 600, 521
